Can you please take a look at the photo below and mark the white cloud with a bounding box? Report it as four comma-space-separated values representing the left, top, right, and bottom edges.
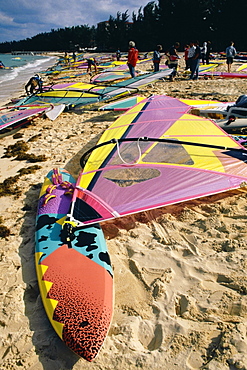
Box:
0, 12, 14, 25
0, 0, 148, 42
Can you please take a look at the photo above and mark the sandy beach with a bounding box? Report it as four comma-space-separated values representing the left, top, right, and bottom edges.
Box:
1, 55, 247, 370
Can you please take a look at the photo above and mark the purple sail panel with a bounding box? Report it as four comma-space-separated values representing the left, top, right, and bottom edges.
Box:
82, 165, 243, 219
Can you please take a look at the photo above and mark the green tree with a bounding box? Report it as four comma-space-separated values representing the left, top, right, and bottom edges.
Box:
0, 0, 246, 53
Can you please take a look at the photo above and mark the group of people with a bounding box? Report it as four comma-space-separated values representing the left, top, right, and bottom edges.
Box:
62, 51, 77, 66
25, 40, 238, 96
126, 40, 209, 82
151, 40, 204, 81
184, 40, 203, 80
84, 39, 238, 81
150, 39, 237, 81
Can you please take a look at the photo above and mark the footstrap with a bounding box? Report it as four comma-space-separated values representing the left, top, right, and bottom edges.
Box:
42, 168, 75, 206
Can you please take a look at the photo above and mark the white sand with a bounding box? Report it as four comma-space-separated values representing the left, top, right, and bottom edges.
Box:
1, 56, 247, 370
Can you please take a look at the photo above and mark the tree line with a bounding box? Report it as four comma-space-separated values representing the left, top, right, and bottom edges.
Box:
0, 0, 246, 54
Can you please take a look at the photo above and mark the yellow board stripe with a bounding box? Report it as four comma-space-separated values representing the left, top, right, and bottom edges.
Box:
39, 177, 52, 197
35, 252, 64, 338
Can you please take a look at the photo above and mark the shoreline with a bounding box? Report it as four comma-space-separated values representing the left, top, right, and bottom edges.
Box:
1, 54, 247, 369
0, 53, 61, 107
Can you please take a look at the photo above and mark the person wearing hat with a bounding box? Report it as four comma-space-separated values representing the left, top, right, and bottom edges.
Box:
127, 41, 138, 78
25, 74, 43, 95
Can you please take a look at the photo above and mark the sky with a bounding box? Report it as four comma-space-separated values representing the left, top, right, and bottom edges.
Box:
0, 0, 148, 43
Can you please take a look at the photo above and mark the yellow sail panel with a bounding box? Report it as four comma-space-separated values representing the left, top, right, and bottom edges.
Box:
79, 144, 116, 189
180, 98, 221, 106
80, 106, 146, 188
237, 63, 247, 72
37, 90, 100, 98
163, 113, 238, 172
60, 82, 96, 90
166, 113, 235, 140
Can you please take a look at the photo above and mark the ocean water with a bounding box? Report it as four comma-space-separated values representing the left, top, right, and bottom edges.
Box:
0, 53, 57, 105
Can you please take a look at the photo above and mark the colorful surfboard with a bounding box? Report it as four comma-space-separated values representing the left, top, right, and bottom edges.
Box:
35, 168, 113, 361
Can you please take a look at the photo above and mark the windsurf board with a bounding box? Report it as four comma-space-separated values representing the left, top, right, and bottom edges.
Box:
35, 168, 113, 361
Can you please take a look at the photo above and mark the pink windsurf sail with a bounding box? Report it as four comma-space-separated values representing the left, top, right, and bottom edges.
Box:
68, 95, 247, 226
0, 106, 50, 131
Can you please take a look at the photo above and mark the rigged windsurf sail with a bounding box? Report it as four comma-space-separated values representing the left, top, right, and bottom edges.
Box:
183, 64, 218, 74
0, 105, 53, 132
91, 70, 138, 84
15, 70, 173, 108
14, 90, 102, 108
199, 71, 247, 78
236, 63, 247, 72
53, 72, 87, 80
99, 95, 145, 111
100, 97, 228, 112
180, 98, 231, 109
67, 95, 247, 226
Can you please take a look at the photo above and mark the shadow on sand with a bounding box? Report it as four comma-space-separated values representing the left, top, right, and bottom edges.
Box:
18, 130, 112, 369
19, 183, 80, 370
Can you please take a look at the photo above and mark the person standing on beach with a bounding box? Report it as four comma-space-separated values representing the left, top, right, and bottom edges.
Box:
187, 41, 196, 73
201, 42, 207, 64
116, 49, 121, 61
206, 41, 212, 64
166, 42, 180, 81
153, 45, 162, 72
127, 41, 138, 78
64, 52, 69, 65
189, 40, 201, 80
226, 41, 236, 73
184, 44, 190, 70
